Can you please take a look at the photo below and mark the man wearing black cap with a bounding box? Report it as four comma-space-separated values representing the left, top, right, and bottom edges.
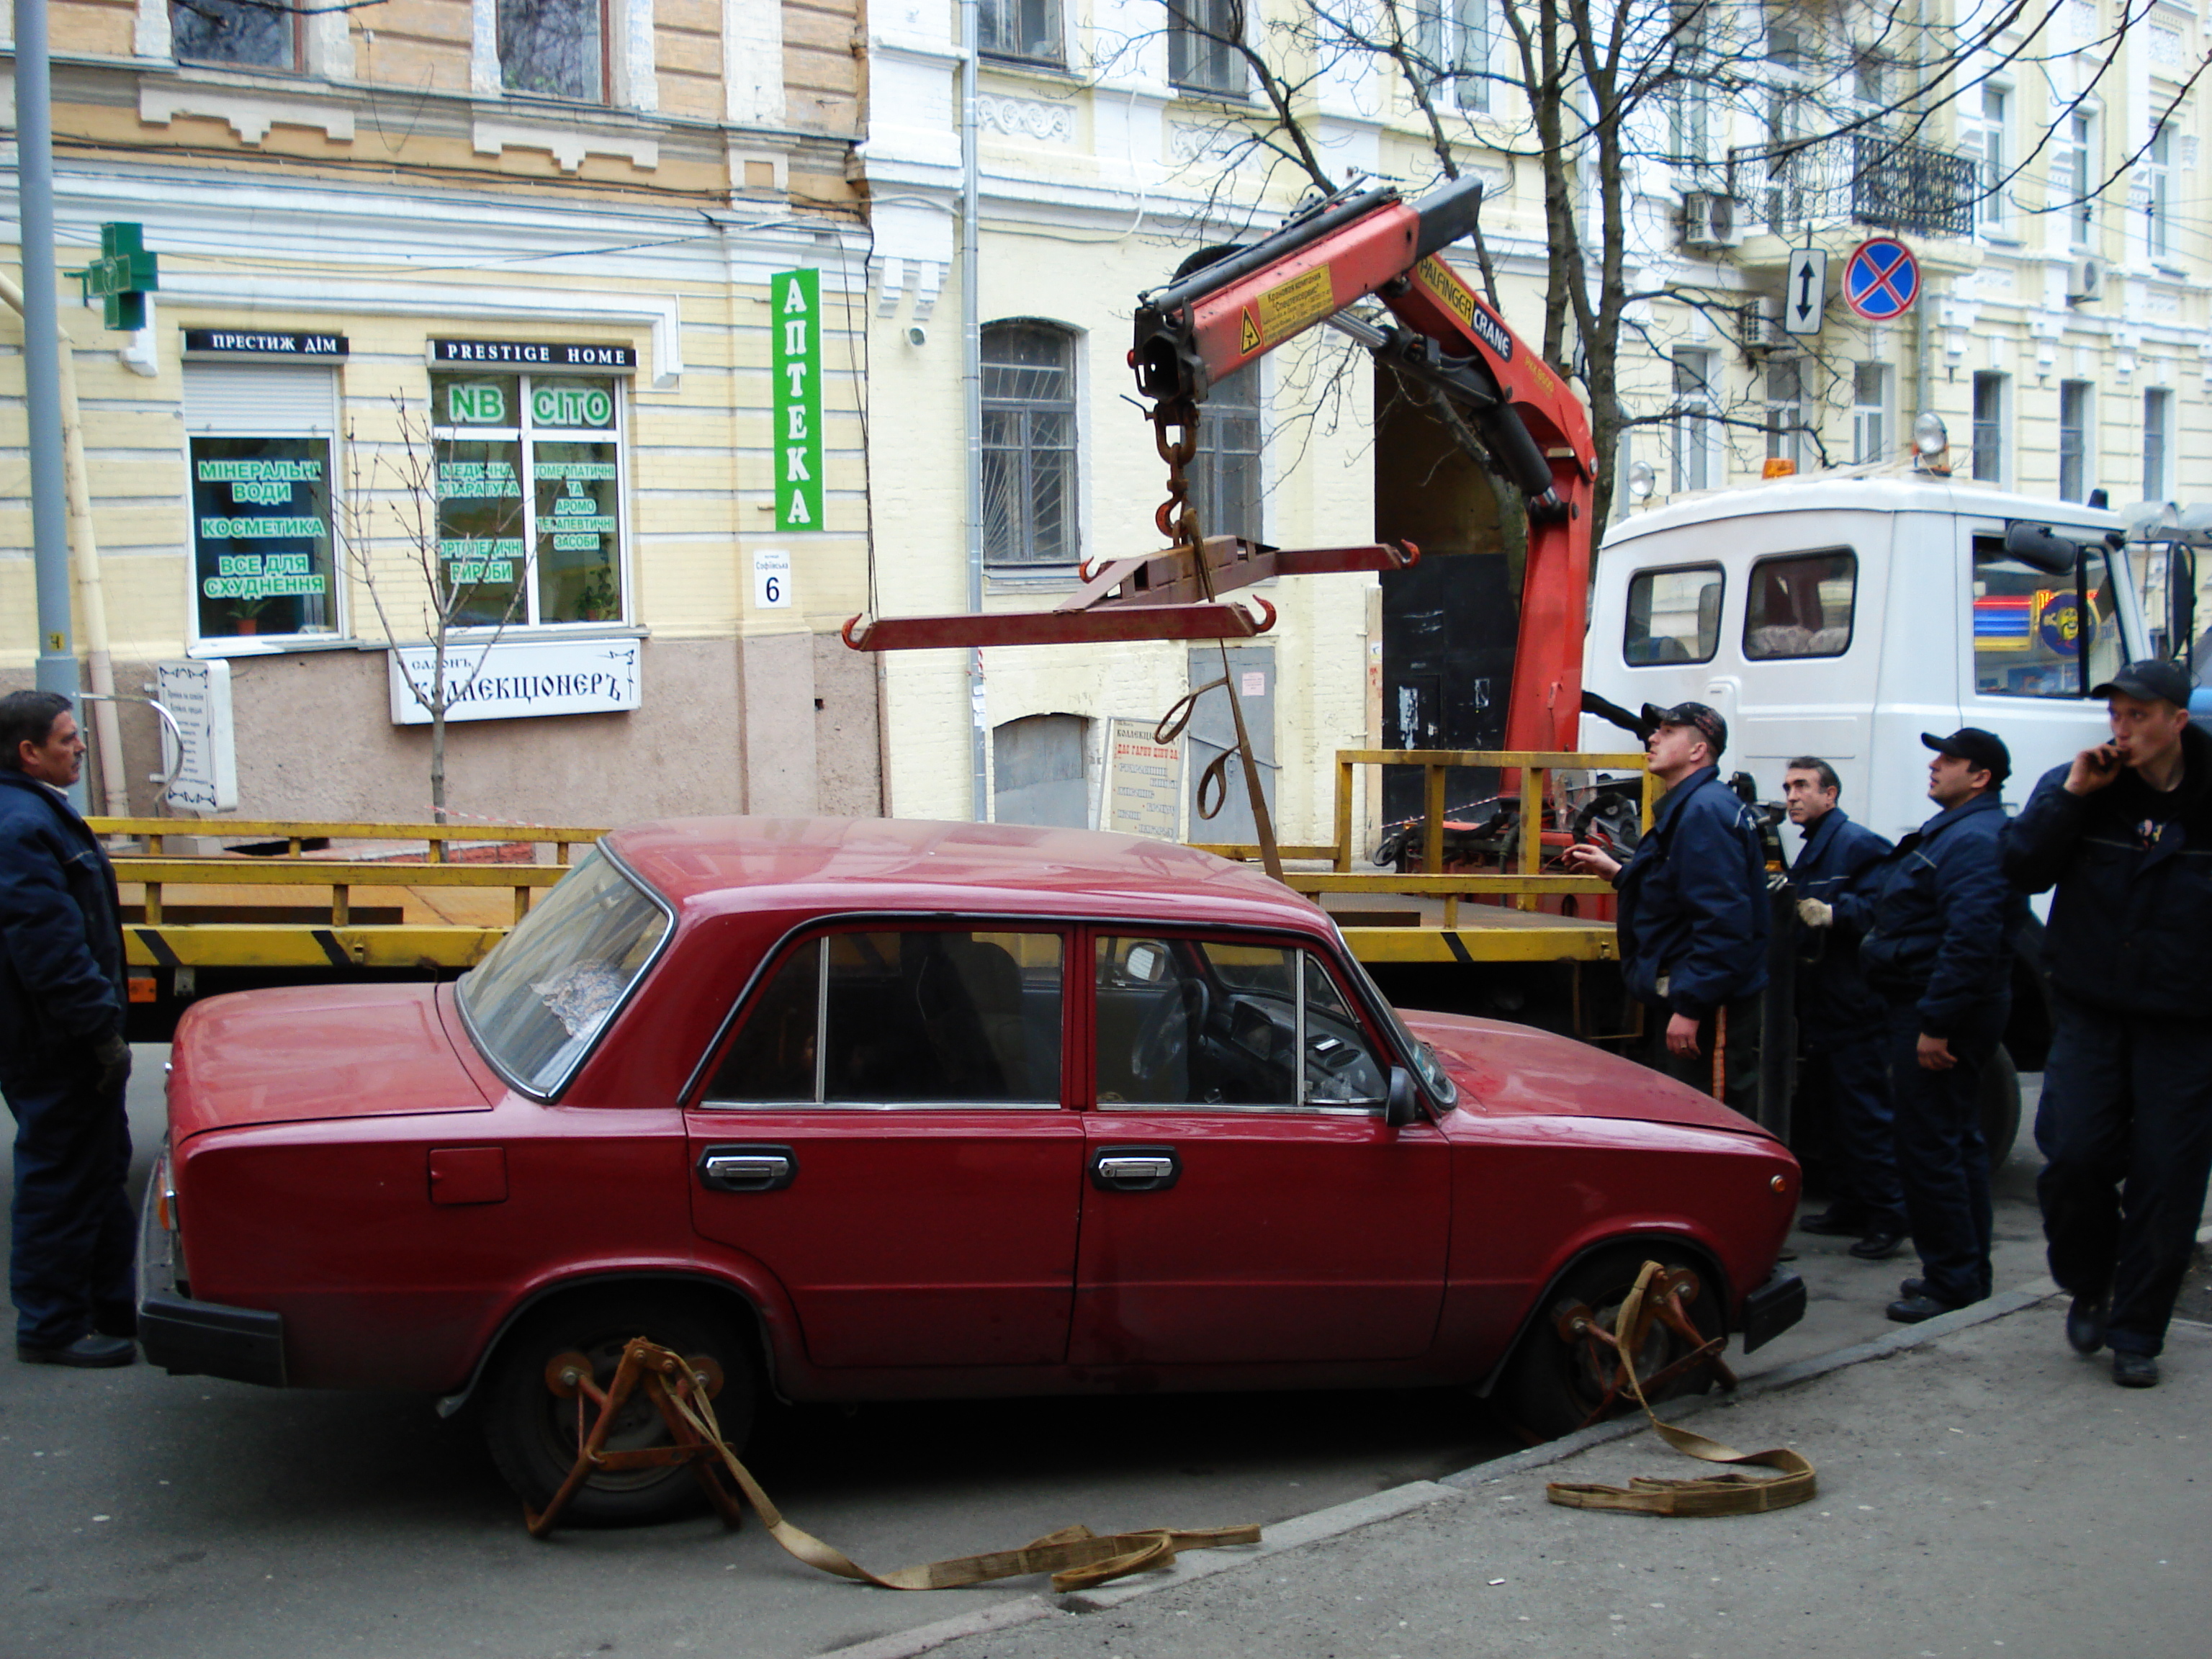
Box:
1861, 727, 2023, 1324
1563, 702, 1770, 1115
2003, 660, 2212, 1389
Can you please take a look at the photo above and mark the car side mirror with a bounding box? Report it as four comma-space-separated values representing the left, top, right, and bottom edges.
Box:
1385, 1066, 1421, 1128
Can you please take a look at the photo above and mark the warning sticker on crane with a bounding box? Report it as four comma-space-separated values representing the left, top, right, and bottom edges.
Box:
1239, 310, 1261, 354
1255, 266, 1337, 341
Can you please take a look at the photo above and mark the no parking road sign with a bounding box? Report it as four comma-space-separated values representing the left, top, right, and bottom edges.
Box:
1843, 237, 1920, 321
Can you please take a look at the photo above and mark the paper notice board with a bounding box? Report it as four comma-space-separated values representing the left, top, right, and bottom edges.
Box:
1102, 716, 1182, 842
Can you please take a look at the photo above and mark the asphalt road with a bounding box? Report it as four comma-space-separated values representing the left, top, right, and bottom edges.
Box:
0, 1050, 2088, 1659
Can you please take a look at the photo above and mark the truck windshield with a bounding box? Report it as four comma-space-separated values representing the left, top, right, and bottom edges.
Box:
458, 850, 671, 1094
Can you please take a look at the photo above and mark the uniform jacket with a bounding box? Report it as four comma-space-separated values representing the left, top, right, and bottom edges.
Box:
2000, 721, 2212, 1022
0, 768, 125, 1073
1853, 791, 2020, 1037
1614, 765, 1771, 1020
1789, 806, 1892, 1046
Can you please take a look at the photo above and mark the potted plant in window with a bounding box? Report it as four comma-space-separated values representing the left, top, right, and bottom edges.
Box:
228, 594, 274, 636
576, 566, 618, 624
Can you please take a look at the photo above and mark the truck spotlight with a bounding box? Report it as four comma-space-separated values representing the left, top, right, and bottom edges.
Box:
1912, 413, 1951, 475
1628, 460, 1655, 502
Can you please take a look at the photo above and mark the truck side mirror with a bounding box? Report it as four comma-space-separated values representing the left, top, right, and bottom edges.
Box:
2003, 521, 2082, 576
1385, 1067, 1421, 1128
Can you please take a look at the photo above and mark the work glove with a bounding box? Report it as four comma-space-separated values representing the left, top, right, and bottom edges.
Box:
1797, 897, 1834, 930
91, 1030, 132, 1097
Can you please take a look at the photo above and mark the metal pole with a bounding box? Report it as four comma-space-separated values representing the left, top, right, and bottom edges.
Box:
13, 0, 85, 808
959, 0, 986, 821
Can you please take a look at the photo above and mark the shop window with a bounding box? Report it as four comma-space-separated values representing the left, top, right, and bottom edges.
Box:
1624, 565, 1722, 665
1972, 534, 2123, 699
500, 0, 604, 100
1744, 549, 1854, 660
981, 322, 1077, 567
430, 373, 626, 628
184, 365, 341, 645
171, 0, 297, 67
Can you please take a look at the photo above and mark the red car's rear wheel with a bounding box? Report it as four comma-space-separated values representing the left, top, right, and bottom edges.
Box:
482, 1287, 757, 1527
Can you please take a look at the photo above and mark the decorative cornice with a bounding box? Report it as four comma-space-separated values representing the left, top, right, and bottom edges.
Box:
977, 93, 1074, 143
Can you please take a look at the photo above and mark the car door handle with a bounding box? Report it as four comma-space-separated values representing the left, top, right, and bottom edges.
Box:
697, 1144, 798, 1193
1090, 1145, 1180, 1192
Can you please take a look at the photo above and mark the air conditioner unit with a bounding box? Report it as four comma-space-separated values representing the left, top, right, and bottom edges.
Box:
2066, 256, 2106, 305
1682, 192, 1741, 251
1742, 296, 1788, 352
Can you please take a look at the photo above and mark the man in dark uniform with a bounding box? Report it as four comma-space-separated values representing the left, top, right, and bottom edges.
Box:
1784, 757, 1905, 1260
2003, 660, 2212, 1388
0, 691, 136, 1367
1563, 702, 1769, 1117
1861, 729, 2023, 1325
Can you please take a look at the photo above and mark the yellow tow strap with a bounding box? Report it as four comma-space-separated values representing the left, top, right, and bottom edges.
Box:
1545, 1261, 1817, 1518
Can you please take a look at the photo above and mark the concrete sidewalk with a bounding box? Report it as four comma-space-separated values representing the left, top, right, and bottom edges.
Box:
846, 1290, 2212, 1659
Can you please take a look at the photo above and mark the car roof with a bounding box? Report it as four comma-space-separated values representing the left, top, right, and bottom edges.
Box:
1604, 475, 2126, 548
605, 817, 1334, 934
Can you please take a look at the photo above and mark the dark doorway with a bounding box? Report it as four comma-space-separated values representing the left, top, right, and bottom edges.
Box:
1373, 366, 1520, 826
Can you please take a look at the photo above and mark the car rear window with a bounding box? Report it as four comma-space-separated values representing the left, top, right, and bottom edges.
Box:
458, 850, 671, 1094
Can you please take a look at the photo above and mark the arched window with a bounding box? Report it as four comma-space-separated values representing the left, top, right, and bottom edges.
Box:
981, 322, 1078, 566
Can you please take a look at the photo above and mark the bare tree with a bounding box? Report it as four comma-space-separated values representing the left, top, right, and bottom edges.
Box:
336, 398, 530, 824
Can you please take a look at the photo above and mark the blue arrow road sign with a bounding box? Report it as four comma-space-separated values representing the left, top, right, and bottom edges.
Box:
1843, 237, 1920, 321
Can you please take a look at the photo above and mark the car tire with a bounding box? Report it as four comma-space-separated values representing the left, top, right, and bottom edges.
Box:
482, 1286, 756, 1527
1979, 1043, 2021, 1167
1499, 1246, 1723, 1441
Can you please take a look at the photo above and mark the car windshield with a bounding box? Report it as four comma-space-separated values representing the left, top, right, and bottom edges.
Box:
1336, 933, 1458, 1107
458, 850, 671, 1094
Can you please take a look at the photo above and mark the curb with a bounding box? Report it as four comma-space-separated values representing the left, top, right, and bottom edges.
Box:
830, 1226, 2212, 1659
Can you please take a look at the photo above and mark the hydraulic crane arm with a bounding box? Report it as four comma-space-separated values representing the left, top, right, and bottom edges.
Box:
1130, 176, 1598, 752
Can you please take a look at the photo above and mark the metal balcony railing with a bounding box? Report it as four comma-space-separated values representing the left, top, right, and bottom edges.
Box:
1727, 132, 1978, 239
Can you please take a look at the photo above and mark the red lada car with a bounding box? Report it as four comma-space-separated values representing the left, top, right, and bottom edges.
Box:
140, 818, 1803, 1524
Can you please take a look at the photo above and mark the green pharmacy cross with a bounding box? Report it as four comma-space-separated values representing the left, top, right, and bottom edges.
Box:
74, 222, 160, 332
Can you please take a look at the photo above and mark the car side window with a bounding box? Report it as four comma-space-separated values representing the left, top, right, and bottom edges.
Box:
1094, 937, 1388, 1110
1743, 549, 1855, 659
705, 928, 1064, 1105
1624, 565, 1722, 665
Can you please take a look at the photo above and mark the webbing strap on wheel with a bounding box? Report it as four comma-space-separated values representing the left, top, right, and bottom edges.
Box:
1545, 1261, 1817, 1518
531, 1336, 1262, 1591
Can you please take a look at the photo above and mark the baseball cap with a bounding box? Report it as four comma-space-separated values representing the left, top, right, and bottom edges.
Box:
1655, 701, 1727, 757
2089, 659, 2194, 708
1920, 727, 2010, 786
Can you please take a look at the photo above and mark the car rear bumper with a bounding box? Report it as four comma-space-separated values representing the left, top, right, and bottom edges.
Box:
1739, 1264, 1806, 1354
136, 1146, 287, 1388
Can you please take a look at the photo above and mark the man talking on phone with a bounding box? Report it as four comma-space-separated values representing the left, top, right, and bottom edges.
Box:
2003, 659, 2212, 1389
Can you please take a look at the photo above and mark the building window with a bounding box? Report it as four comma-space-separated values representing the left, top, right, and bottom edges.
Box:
980, 0, 1063, 63
1764, 357, 1805, 467
183, 364, 341, 645
1972, 372, 2007, 484
1190, 362, 1262, 541
1669, 3, 1712, 163
2055, 110, 2095, 248
981, 322, 1078, 567
1852, 362, 1889, 464
1168, 0, 1246, 96
430, 374, 626, 626
2057, 379, 2092, 503
2144, 387, 2172, 501
171, 0, 297, 67
1412, 0, 1492, 113
1970, 84, 2010, 235
2144, 122, 2173, 262
1671, 349, 1717, 493
500, 0, 603, 100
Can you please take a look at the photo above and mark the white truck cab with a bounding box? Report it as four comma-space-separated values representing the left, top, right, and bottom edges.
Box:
1582, 475, 2150, 845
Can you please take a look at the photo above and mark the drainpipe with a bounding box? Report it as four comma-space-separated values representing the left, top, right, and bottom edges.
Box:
960, 0, 986, 820
12, 0, 87, 810
0, 271, 129, 815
